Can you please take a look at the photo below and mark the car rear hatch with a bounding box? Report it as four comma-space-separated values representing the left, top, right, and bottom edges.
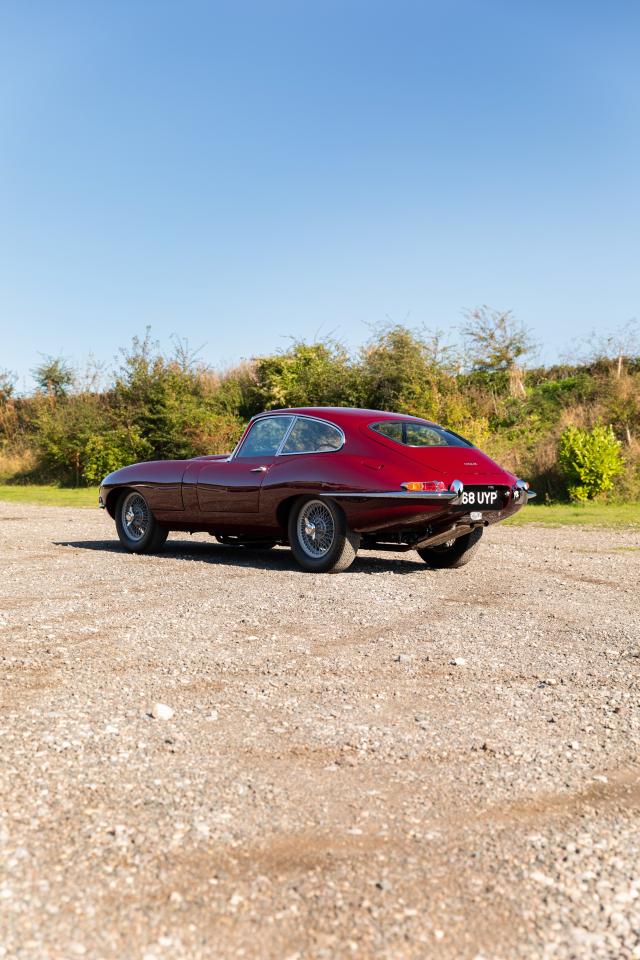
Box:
397, 446, 516, 510
395, 445, 512, 482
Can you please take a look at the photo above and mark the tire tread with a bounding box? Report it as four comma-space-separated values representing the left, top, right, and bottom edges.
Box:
417, 527, 483, 569
114, 489, 168, 554
288, 497, 359, 573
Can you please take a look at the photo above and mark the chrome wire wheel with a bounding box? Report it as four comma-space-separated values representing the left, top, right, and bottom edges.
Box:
121, 492, 149, 542
296, 499, 335, 558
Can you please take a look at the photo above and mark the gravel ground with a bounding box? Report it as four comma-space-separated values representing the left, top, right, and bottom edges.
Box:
1, 501, 640, 960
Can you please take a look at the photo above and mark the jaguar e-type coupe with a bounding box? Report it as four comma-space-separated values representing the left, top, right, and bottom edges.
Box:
99, 406, 535, 573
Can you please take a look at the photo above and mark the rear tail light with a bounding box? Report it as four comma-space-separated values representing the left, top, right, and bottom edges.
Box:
401, 480, 446, 492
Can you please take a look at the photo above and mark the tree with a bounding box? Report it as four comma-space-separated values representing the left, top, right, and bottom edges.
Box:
0, 369, 16, 404
462, 307, 536, 396
359, 326, 430, 415
579, 318, 640, 378
32, 356, 74, 398
253, 340, 360, 411
170, 334, 207, 373
114, 330, 242, 460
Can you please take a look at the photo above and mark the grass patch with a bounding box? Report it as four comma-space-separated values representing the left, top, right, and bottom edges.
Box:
506, 502, 640, 528
0, 485, 99, 508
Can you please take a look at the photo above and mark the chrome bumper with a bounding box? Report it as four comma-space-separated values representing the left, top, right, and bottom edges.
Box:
321, 478, 535, 506
321, 490, 458, 502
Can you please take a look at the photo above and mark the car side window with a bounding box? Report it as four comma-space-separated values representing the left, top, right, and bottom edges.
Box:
370, 420, 472, 448
281, 418, 343, 454
405, 423, 447, 446
372, 421, 403, 442
236, 416, 293, 458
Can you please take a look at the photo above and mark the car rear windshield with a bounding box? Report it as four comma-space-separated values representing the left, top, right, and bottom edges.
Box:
370, 420, 473, 448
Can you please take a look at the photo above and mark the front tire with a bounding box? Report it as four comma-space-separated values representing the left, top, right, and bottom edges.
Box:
115, 490, 168, 554
417, 527, 483, 569
288, 497, 360, 573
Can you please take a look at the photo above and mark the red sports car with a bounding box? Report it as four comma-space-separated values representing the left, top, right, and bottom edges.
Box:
99, 406, 535, 573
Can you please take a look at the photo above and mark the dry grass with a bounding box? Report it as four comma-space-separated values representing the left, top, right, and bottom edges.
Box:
0, 449, 36, 482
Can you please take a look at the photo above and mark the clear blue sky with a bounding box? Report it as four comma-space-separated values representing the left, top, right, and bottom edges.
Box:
1, 0, 638, 389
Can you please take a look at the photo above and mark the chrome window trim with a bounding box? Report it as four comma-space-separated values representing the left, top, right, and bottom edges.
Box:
277, 414, 345, 457
275, 417, 298, 455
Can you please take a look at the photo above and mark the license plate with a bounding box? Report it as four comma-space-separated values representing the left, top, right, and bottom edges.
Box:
457, 486, 504, 509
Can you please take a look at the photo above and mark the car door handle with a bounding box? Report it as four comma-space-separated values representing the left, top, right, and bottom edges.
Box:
250, 466, 268, 473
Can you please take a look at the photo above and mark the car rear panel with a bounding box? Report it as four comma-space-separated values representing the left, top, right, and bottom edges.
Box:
391, 444, 516, 485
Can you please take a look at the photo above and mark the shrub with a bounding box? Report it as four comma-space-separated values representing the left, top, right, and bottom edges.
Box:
253, 341, 361, 411
359, 326, 448, 418
32, 393, 108, 484
113, 332, 245, 460
558, 425, 624, 501
83, 428, 153, 485
0, 448, 36, 482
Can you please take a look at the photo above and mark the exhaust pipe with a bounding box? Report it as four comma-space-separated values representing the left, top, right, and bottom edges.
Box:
413, 523, 475, 551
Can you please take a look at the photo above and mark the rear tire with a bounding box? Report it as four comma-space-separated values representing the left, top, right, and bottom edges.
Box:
115, 489, 168, 554
417, 527, 483, 569
288, 497, 360, 573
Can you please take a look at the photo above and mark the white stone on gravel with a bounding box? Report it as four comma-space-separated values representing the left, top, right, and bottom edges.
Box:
149, 703, 175, 721
530, 871, 555, 887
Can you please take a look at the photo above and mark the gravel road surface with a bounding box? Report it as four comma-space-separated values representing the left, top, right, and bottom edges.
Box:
1, 501, 639, 959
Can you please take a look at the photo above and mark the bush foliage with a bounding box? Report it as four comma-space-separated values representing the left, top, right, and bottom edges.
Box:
0, 320, 638, 500
558, 425, 624, 501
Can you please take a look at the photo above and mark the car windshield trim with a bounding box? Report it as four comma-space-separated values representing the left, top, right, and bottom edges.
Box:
368, 420, 474, 448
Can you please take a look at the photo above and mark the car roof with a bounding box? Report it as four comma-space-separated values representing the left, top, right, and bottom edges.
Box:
257, 406, 437, 427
